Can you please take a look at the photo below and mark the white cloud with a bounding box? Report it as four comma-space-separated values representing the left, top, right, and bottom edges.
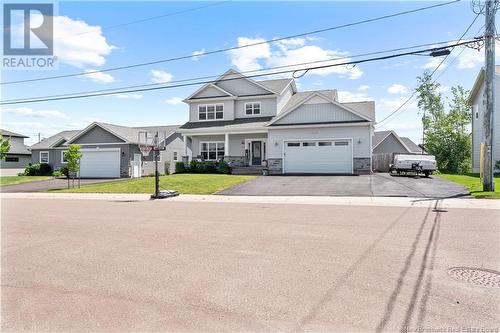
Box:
387, 84, 409, 95
228, 37, 363, 79
84, 69, 115, 83
11, 14, 115, 68
422, 57, 447, 71
436, 85, 450, 94
337, 91, 370, 102
151, 70, 174, 83
164, 97, 184, 105
114, 93, 143, 99
358, 85, 370, 91
2, 107, 68, 119
192, 48, 205, 61
377, 97, 418, 112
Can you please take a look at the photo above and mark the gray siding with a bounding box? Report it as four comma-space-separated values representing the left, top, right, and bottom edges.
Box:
72, 126, 125, 144
373, 133, 408, 154
0, 154, 31, 169
234, 98, 277, 118
274, 103, 363, 125
215, 78, 271, 96
193, 85, 230, 98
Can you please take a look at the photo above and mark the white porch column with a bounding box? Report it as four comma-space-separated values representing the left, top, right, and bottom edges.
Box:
224, 133, 229, 157
182, 135, 189, 162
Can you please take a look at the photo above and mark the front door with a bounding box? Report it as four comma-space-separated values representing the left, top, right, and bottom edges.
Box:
251, 141, 262, 166
133, 153, 142, 178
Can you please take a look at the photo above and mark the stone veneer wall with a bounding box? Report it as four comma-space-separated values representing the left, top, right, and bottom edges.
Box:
267, 158, 283, 174
225, 156, 248, 167
353, 157, 371, 175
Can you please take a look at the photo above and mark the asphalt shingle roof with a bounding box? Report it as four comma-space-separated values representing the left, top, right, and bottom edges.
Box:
373, 131, 392, 148
256, 79, 293, 94
30, 130, 80, 150
1, 129, 29, 138
179, 117, 274, 130
400, 137, 422, 153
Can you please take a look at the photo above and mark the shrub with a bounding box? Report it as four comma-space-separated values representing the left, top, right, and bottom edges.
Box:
217, 160, 231, 174
175, 161, 187, 173
53, 170, 63, 177
23, 163, 53, 176
189, 160, 201, 173
203, 161, 217, 173
495, 160, 500, 172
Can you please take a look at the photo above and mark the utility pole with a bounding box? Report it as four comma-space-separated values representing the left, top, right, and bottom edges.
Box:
483, 0, 497, 192
38, 132, 41, 143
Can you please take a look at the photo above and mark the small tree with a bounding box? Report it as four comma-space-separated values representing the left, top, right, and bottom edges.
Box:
65, 144, 83, 188
0, 133, 11, 160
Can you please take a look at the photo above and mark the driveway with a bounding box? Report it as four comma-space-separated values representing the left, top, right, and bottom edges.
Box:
0, 178, 121, 193
218, 173, 469, 198
1, 197, 498, 331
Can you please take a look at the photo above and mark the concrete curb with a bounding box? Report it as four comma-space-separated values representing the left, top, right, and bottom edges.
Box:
2, 192, 499, 210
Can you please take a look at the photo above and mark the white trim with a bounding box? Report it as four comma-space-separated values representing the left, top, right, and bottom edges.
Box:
244, 138, 267, 166
268, 91, 374, 125
70, 142, 130, 146
80, 148, 121, 152
218, 69, 277, 95
244, 101, 262, 116
198, 103, 224, 121
39, 151, 49, 163
278, 79, 295, 95
66, 122, 129, 144
184, 83, 235, 101
282, 138, 354, 174
61, 150, 68, 164
199, 141, 225, 161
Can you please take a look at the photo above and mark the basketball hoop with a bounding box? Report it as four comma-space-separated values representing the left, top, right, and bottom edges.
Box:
139, 144, 153, 157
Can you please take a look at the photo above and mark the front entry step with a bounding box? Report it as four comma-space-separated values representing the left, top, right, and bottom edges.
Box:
231, 166, 264, 175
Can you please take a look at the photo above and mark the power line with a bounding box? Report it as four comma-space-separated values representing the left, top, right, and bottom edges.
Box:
1, 0, 460, 86
2, 38, 472, 104
75, 1, 230, 35
0, 39, 481, 106
376, 12, 481, 127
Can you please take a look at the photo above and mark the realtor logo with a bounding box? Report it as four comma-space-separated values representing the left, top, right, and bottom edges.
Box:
3, 3, 53, 56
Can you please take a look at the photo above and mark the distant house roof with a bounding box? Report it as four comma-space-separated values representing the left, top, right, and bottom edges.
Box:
400, 137, 422, 153
1, 129, 29, 138
373, 130, 392, 148
30, 130, 80, 150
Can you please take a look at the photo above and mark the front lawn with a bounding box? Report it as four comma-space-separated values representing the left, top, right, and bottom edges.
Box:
50, 174, 257, 195
0, 176, 53, 187
439, 173, 500, 199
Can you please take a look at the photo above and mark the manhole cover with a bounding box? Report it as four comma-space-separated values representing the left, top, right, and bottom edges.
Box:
448, 267, 500, 288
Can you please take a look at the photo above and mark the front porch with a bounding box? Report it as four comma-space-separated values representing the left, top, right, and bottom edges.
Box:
181, 132, 269, 173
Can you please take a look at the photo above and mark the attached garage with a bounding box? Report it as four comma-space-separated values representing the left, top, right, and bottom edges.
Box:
283, 139, 353, 174
79, 148, 121, 178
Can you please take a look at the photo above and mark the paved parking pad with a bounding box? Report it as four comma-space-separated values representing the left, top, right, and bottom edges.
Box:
218, 173, 469, 198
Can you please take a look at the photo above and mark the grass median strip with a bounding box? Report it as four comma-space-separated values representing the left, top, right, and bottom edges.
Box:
439, 173, 500, 199
49, 174, 257, 195
0, 176, 53, 187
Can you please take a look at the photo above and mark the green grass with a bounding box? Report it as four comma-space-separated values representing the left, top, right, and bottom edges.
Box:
0, 176, 53, 187
439, 173, 500, 199
50, 173, 257, 195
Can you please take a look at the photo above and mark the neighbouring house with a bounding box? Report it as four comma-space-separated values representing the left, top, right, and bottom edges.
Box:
0, 129, 32, 176
372, 130, 422, 171
469, 66, 500, 173
177, 69, 375, 174
29, 122, 182, 178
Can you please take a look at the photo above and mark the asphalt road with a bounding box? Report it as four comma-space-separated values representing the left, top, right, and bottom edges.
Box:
0, 178, 120, 193
218, 173, 469, 198
2, 198, 499, 332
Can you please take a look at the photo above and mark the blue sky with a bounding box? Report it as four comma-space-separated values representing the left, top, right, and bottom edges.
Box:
1, 1, 493, 145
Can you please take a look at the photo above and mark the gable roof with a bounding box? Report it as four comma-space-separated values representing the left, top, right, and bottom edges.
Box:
184, 83, 235, 101
256, 78, 294, 94
268, 90, 373, 126
30, 130, 80, 150
1, 129, 29, 138
468, 65, 500, 104
373, 130, 412, 152
400, 137, 422, 153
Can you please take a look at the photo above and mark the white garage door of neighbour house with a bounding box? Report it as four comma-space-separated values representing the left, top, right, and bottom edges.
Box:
79, 148, 120, 178
283, 139, 353, 174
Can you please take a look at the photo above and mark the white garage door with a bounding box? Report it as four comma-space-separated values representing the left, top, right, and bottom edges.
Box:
284, 139, 352, 174
79, 149, 120, 178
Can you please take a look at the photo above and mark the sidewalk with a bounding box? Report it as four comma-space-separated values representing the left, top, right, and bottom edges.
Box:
2, 192, 499, 210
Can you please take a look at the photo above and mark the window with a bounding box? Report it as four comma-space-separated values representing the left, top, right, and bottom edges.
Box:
39, 151, 49, 163
200, 142, 225, 160
302, 142, 316, 147
61, 151, 68, 163
199, 104, 224, 120
335, 141, 349, 146
318, 142, 332, 146
245, 102, 261, 115
287, 142, 300, 147
5, 156, 19, 162
173, 151, 178, 161
473, 105, 479, 119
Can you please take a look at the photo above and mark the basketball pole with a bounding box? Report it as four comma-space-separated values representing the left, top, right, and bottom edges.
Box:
154, 132, 160, 199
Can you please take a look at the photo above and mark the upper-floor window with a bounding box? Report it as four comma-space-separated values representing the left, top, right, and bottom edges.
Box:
473, 105, 479, 119
245, 102, 261, 115
199, 104, 223, 120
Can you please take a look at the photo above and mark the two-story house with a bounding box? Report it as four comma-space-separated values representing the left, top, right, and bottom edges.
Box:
469, 66, 500, 173
0, 129, 31, 175
178, 69, 375, 174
